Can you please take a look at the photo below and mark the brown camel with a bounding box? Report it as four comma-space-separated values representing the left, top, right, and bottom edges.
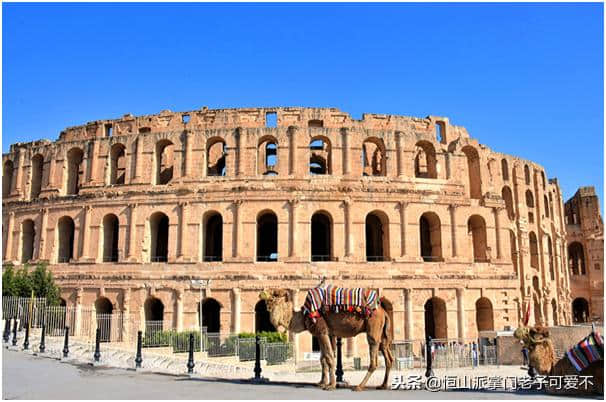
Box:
259, 288, 394, 391
514, 325, 603, 395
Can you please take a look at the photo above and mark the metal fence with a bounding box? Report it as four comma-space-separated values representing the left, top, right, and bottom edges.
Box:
2, 297, 47, 326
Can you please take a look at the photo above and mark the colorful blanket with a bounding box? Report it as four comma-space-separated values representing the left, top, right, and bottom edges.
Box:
302, 285, 379, 321
566, 331, 604, 372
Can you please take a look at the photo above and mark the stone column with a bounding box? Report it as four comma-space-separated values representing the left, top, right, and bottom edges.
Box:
399, 201, 407, 257
176, 289, 184, 332
74, 288, 83, 337
232, 288, 241, 333
122, 288, 131, 340
127, 203, 137, 261
343, 198, 354, 258
81, 205, 92, 260
396, 131, 404, 178
236, 128, 245, 177
288, 289, 299, 358
493, 207, 503, 260
289, 198, 300, 258
134, 136, 144, 182
47, 152, 57, 189
341, 128, 350, 176
89, 140, 100, 184
184, 131, 192, 178
456, 288, 466, 340
178, 202, 188, 259
34, 208, 48, 261
449, 204, 458, 258
13, 150, 25, 196
232, 199, 243, 258
4, 212, 14, 262
404, 288, 413, 340
288, 126, 298, 176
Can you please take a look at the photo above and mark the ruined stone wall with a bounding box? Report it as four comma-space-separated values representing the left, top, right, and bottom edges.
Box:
2, 106, 570, 357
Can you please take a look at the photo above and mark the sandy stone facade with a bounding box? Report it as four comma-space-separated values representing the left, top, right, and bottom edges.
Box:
2, 106, 572, 356
565, 186, 604, 323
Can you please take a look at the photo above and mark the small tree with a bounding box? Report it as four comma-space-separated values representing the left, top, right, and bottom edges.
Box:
2, 264, 16, 296
30, 264, 60, 305
2, 263, 60, 304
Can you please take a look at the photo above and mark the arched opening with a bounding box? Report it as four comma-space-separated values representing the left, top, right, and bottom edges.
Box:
468, 215, 488, 262
362, 138, 386, 176
501, 159, 509, 181
419, 212, 442, 262
551, 299, 558, 326
255, 300, 276, 332
144, 297, 165, 335
424, 297, 447, 339
462, 146, 482, 199
203, 212, 223, 262
311, 212, 332, 261
524, 165, 531, 185
309, 137, 331, 175
66, 147, 84, 195
21, 219, 36, 263
529, 231, 539, 269
3, 160, 14, 197
150, 212, 169, 262
95, 297, 113, 342
207, 139, 226, 176
509, 230, 518, 274
544, 195, 549, 218
476, 298, 494, 332
572, 298, 589, 323
102, 214, 119, 262
155, 140, 174, 185
109, 143, 126, 185
258, 137, 278, 175
257, 211, 278, 262
30, 154, 44, 199
57, 216, 75, 263
200, 298, 221, 333
526, 190, 535, 223
546, 235, 554, 281
568, 242, 585, 275
365, 211, 389, 261
502, 186, 515, 220
414, 141, 437, 179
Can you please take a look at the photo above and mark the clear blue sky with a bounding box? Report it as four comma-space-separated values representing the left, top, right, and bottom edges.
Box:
3, 3, 603, 207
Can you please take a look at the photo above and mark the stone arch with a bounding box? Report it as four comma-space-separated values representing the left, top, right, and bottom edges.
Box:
57, 216, 75, 263
468, 215, 488, 262
362, 137, 386, 176
21, 219, 36, 263
529, 231, 539, 269
102, 214, 119, 262
309, 136, 331, 175
144, 296, 164, 321
419, 212, 442, 262
476, 297, 494, 332
502, 186, 515, 220
155, 139, 174, 185
207, 137, 226, 176
568, 242, 585, 275
311, 211, 333, 261
109, 143, 126, 185
365, 210, 389, 261
149, 212, 169, 262
414, 140, 437, 179
255, 300, 276, 332
257, 135, 278, 175
200, 298, 221, 333
462, 146, 482, 199
501, 158, 509, 181
525, 190, 534, 208
30, 154, 44, 199
95, 296, 114, 342
424, 297, 447, 339
572, 298, 589, 323
203, 211, 223, 262
257, 210, 278, 262
66, 147, 84, 195
3, 160, 13, 197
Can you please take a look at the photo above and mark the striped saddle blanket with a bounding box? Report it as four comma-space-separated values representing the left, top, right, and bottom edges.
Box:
566, 331, 604, 372
302, 285, 379, 321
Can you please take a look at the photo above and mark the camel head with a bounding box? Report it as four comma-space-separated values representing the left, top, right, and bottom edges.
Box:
514, 325, 556, 375
259, 289, 304, 334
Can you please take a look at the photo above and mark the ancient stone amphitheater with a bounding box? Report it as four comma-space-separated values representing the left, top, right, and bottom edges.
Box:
2, 106, 572, 357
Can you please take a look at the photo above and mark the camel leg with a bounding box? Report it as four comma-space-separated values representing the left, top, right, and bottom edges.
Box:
353, 337, 379, 391
318, 334, 336, 390
377, 342, 394, 390
317, 353, 327, 387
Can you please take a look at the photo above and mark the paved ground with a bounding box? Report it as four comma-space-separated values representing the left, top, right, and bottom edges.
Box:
2, 349, 598, 400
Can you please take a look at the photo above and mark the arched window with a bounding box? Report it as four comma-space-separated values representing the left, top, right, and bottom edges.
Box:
30, 154, 44, 199
524, 165, 531, 185
311, 212, 332, 261
572, 298, 589, 323
201, 298, 221, 333
501, 159, 509, 181
102, 214, 119, 262
109, 144, 126, 185
144, 297, 165, 336
468, 215, 488, 262
255, 300, 276, 332
476, 298, 494, 332
57, 216, 75, 263
155, 140, 174, 185
529, 231, 539, 269
502, 186, 515, 220
424, 297, 447, 339
462, 146, 482, 199
544, 195, 549, 218
365, 211, 389, 261
419, 212, 442, 262
21, 219, 35, 263
309, 137, 331, 175
414, 141, 437, 179
541, 171, 546, 189
3, 160, 14, 197
150, 212, 169, 262
526, 190, 535, 223
568, 242, 585, 275
95, 297, 113, 342
66, 147, 84, 195
257, 211, 278, 262
207, 138, 226, 176
546, 235, 554, 281
509, 230, 518, 274
258, 137, 278, 175
203, 212, 222, 262
362, 138, 386, 176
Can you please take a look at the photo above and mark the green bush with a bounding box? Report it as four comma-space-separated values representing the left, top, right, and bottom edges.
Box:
237, 331, 287, 343
142, 329, 202, 352
2, 263, 60, 305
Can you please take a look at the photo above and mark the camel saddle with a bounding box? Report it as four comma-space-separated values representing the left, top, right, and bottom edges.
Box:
566, 331, 604, 372
302, 285, 379, 322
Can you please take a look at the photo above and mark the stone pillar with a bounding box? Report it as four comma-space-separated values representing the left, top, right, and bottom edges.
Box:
47, 152, 57, 189
289, 198, 300, 258
288, 126, 298, 176
493, 207, 503, 260
404, 288, 413, 340
127, 203, 137, 261
74, 288, 83, 337
396, 131, 404, 178
449, 204, 458, 257
343, 198, 353, 258
341, 128, 350, 176
184, 131, 192, 178
178, 202, 187, 259
232, 288, 241, 333
288, 289, 299, 359
34, 208, 48, 261
89, 140, 100, 184
81, 205, 92, 260
134, 136, 144, 182
13, 150, 25, 196
4, 212, 14, 262
399, 202, 407, 257
176, 289, 184, 332
456, 288, 466, 340
236, 128, 245, 177
232, 199, 242, 258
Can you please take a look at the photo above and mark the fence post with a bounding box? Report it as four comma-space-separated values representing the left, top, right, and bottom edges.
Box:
94, 328, 101, 362
135, 331, 143, 369
23, 321, 30, 350
336, 337, 344, 384
12, 318, 18, 347
63, 326, 70, 358
424, 336, 434, 378
253, 335, 262, 381
187, 333, 195, 374
39, 324, 46, 353
3, 319, 10, 343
